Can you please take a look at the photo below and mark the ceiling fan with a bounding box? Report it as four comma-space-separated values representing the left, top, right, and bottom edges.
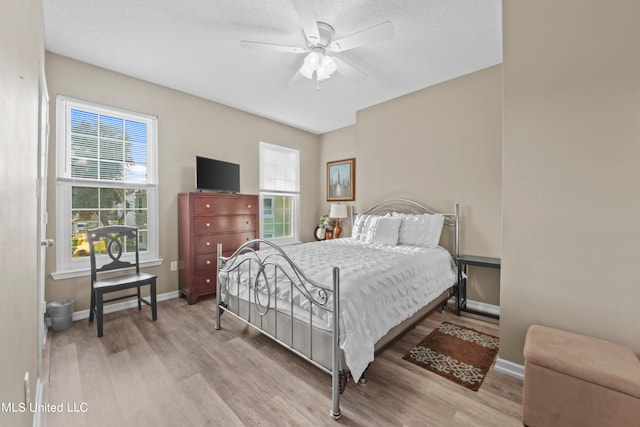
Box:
241, 0, 394, 86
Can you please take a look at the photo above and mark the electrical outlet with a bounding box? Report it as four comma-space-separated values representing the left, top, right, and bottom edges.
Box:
170, 261, 177, 271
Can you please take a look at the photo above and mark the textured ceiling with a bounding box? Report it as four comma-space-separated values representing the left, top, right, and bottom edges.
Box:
43, 0, 502, 134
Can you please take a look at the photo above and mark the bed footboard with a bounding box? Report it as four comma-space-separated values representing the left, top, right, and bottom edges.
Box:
215, 240, 344, 419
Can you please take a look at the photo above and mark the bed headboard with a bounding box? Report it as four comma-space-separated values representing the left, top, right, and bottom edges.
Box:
354, 199, 459, 258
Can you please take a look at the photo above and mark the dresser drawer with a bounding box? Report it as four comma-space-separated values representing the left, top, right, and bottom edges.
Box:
194, 253, 216, 272
193, 197, 257, 216
192, 273, 215, 293
193, 232, 256, 254
193, 215, 257, 234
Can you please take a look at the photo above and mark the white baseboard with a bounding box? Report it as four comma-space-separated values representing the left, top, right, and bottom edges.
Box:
33, 377, 43, 427
494, 357, 525, 380
71, 290, 180, 321
447, 297, 501, 317
466, 300, 500, 317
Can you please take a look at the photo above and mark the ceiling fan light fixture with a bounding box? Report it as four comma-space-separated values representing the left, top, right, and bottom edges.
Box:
316, 68, 329, 81
320, 55, 337, 76
304, 50, 320, 68
299, 50, 321, 79
299, 64, 314, 79
316, 55, 337, 81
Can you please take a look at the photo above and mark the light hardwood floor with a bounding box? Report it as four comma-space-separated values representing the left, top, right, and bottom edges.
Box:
42, 297, 523, 427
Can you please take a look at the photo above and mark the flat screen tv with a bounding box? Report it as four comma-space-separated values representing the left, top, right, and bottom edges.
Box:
195, 156, 240, 193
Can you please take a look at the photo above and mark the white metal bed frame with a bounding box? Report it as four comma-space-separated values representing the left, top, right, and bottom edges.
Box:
215, 199, 459, 419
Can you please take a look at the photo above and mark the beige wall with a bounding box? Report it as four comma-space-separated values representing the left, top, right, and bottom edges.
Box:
0, 0, 43, 426
318, 125, 358, 235
322, 66, 503, 305
44, 53, 321, 311
501, 0, 640, 363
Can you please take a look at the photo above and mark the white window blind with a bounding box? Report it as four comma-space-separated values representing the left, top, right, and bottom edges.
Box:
68, 108, 149, 183
260, 142, 300, 192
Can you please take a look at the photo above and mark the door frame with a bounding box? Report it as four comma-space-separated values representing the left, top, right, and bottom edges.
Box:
36, 61, 50, 385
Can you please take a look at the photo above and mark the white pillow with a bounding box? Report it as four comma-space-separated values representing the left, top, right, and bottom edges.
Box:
365, 216, 402, 246
352, 214, 369, 240
359, 215, 377, 241
398, 213, 445, 247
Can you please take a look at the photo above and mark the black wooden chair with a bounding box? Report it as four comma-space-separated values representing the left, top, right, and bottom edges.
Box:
88, 225, 157, 337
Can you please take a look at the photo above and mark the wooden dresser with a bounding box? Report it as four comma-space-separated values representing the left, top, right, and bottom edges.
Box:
178, 192, 259, 304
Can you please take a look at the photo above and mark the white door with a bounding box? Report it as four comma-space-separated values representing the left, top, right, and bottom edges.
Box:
37, 63, 52, 377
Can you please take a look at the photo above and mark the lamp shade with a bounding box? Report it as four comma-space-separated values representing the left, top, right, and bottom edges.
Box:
329, 203, 348, 219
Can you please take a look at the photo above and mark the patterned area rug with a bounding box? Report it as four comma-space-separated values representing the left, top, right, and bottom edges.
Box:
403, 322, 499, 391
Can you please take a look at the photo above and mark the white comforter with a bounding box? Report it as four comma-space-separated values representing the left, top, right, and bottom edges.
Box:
221, 238, 457, 381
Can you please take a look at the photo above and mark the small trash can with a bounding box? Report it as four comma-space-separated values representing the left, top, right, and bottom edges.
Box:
47, 299, 74, 331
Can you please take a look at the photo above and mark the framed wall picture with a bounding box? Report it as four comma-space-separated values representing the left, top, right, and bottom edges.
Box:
327, 158, 355, 201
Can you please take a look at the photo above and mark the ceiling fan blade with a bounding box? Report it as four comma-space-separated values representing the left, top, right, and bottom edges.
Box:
287, 69, 306, 86
240, 40, 306, 54
291, 0, 320, 43
334, 57, 367, 83
329, 21, 394, 52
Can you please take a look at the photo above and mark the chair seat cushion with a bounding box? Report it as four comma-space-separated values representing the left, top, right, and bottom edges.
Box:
524, 325, 640, 398
94, 272, 157, 289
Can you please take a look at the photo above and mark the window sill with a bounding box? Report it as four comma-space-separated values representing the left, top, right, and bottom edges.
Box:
50, 258, 164, 280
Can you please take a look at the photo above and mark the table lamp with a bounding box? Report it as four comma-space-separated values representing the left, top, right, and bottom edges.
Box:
329, 204, 349, 238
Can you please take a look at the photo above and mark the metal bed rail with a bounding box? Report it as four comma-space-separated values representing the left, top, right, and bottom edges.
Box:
215, 239, 344, 419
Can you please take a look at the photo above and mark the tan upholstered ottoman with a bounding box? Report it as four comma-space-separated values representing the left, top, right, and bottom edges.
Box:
522, 325, 640, 427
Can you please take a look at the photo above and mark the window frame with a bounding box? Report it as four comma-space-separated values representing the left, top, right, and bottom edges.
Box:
52, 96, 161, 279
259, 142, 300, 246
260, 192, 300, 243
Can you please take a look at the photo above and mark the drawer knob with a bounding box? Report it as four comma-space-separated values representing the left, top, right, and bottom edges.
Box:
246, 221, 251, 224
206, 260, 211, 265
205, 203, 211, 208
205, 279, 211, 284
205, 222, 211, 228
205, 241, 211, 246
248, 204, 252, 208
